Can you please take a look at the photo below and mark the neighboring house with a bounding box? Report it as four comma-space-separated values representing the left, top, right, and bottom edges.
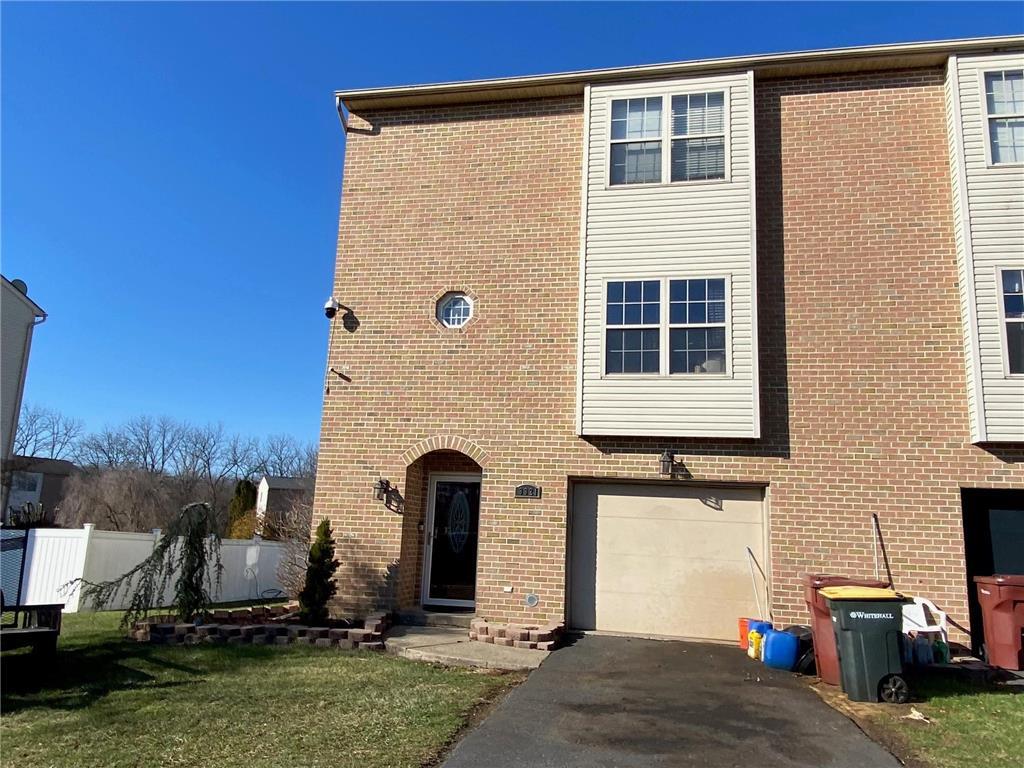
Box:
1, 277, 47, 515
256, 475, 313, 535
316, 37, 1024, 647
5, 456, 76, 525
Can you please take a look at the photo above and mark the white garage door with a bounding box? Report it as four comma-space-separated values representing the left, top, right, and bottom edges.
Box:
570, 483, 766, 642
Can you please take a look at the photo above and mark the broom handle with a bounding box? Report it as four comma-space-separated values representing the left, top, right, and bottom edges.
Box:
746, 546, 765, 621
872, 513, 895, 589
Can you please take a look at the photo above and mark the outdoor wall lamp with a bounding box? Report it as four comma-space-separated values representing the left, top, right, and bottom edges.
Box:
373, 479, 405, 514
373, 478, 393, 501
659, 450, 675, 476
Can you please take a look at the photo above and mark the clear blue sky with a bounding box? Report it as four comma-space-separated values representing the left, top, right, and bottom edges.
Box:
3, 2, 1021, 445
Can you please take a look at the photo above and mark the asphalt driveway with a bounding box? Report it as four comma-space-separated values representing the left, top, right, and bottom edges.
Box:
443, 634, 899, 768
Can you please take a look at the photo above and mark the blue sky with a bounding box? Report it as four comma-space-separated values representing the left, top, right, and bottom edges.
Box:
3, 2, 1022, 446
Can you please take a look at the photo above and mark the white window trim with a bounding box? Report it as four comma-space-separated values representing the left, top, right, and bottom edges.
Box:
600, 275, 732, 379
980, 68, 1024, 168
996, 265, 1024, 378
605, 86, 731, 189
608, 96, 665, 185
437, 292, 474, 328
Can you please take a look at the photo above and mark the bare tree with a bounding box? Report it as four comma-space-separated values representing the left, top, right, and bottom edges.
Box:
76, 426, 133, 468
299, 443, 318, 478
38, 410, 314, 534
177, 424, 259, 516
272, 495, 314, 595
256, 434, 300, 477
13, 404, 84, 460
58, 469, 169, 532
124, 416, 185, 474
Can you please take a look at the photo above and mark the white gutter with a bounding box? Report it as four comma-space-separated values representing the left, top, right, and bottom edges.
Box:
336, 35, 1024, 111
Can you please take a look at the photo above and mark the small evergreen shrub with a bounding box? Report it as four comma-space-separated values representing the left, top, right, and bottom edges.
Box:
298, 518, 339, 624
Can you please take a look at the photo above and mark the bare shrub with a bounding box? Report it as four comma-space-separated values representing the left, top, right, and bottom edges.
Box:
270, 495, 314, 596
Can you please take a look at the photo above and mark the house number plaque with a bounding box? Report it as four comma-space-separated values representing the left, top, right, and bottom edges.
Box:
514, 484, 542, 499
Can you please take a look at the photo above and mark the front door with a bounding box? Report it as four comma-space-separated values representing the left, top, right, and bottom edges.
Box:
423, 474, 481, 608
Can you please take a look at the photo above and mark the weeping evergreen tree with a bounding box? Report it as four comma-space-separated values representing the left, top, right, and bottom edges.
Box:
298, 519, 339, 625
76, 502, 223, 628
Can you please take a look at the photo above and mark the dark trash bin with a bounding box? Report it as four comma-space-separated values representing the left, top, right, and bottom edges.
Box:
783, 625, 816, 675
974, 574, 1024, 671
802, 574, 889, 685
821, 586, 910, 703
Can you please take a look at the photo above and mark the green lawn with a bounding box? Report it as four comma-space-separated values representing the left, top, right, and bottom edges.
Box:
861, 675, 1024, 768
2, 611, 519, 768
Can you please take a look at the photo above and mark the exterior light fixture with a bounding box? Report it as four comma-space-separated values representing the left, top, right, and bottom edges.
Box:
374, 478, 392, 501
659, 450, 675, 476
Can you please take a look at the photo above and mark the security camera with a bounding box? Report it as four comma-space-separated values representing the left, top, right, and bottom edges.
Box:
324, 297, 341, 319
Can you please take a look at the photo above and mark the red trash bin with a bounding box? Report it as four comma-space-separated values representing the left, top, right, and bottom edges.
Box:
974, 574, 1024, 671
803, 574, 889, 685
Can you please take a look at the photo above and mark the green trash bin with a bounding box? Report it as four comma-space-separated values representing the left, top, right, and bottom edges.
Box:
820, 586, 910, 703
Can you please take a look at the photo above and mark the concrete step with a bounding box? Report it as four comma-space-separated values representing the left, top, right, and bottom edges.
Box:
396, 609, 474, 629
384, 625, 546, 671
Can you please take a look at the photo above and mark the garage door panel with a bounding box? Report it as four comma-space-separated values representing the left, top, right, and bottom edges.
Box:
597, 591, 756, 640
570, 483, 766, 641
597, 520, 764, 561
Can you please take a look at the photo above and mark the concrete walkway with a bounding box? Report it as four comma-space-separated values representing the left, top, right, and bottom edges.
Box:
384, 625, 547, 671
443, 634, 900, 768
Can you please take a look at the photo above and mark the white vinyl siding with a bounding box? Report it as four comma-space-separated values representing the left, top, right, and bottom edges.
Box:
579, 70, 758, 437
948, 53, 1024, 443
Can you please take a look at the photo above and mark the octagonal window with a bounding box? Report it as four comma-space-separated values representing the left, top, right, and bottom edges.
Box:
437, 292, 473, 328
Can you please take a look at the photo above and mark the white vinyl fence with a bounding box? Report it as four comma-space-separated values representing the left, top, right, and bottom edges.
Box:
10, 524, 289, 612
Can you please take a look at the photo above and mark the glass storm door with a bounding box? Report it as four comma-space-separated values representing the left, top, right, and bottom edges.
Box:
423, 475, 481, 608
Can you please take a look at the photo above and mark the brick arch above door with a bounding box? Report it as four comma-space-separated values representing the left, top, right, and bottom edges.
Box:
399, 436, 491, 468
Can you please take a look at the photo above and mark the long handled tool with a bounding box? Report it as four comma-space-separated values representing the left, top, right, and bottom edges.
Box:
872, 513, 895, 589
746, 546, 771, 622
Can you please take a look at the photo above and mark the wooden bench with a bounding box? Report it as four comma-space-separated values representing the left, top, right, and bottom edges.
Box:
1, 598, 63, 656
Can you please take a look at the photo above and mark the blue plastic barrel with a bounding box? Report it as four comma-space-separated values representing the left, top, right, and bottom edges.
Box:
763, 628, 800, 670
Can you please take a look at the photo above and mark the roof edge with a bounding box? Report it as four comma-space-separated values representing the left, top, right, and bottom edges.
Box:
338, 35, 1024, 111
2, 275, 46, 317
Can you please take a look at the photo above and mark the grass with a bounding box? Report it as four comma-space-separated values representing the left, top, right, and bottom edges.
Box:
2, 611, 520, 768
844, 673, 1024, 768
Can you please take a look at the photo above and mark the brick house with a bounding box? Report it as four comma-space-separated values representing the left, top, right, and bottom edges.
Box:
315, 37, 1024, 649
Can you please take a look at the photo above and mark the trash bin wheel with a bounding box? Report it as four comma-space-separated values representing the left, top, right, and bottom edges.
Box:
879, 674, 909, 704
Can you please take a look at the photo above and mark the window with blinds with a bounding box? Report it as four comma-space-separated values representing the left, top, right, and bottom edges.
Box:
608, 90, 727, 186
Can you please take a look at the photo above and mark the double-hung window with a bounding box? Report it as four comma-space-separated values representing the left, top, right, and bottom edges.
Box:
609, 98, 663, 185
605, 277, 728, 375
605, 280, 661, 373
668, 278, 727, 373
609, 90, 726, 186
1002, 268, 1024, 375
670, 93, 726, 181
984, 70, 1024, 165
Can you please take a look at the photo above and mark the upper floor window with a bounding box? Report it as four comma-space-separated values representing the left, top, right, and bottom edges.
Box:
610, 98, 663, 185
1002, 268, 1024, 374
609, 91, 727, 186
671, 93, 726, 181
605, 277, 728, 375
984, 70, 1024, 165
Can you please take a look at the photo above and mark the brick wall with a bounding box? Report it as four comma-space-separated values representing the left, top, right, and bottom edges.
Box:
315, 70, 1024, 635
